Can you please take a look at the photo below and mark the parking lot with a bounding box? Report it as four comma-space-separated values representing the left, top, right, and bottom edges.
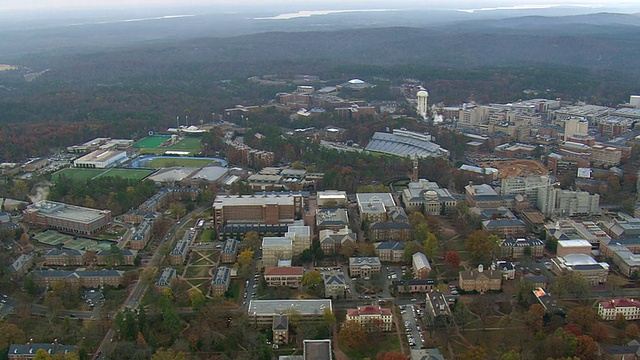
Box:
401, 304, 425, 349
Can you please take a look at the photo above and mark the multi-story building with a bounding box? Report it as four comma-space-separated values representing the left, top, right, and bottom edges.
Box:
247, 299, 332, 326
348, 257, 381, 278
345, 305, 393, 332
550, 253, 609, 284
604, 214, 640, 239
32, 269, 124, 288
169, 228, 196, 265
545, 219, 610, 248
129, 219, 153, 250
401, 179, 457, 215
262, 237, 293, 267
356, 193, 397, 224
319, 227, 356, 255
95, 249, 138, 266
8, 253, 34, 278
598, 299, 640, 321
264, 266, 304, 288
43, 249, 87, 266
23, 200, 111, 235
412, 252, 431, 279
600, 241, 640, 278
557, 239, 592, 257
482, 219, 528, 238
322, 270, 347, 299
500, 176, 553, 204
500, 237, 545, 259
220, 239, 239, 264
465, 183, 518, 210
316, 209, 349, 231
537, 187, 600, 217
459, 265, 502, 292
213, 194, 303, 230
424, 291, 452, 327
368, 222, 412, 242
286, 225, 311, 256
8, 342, 76, 360
272, 314, 289, 345
374, 241, 404, 262
155, 268, 176, 288
317, 190, 348, 208
210, 266, 231, 297
122, 209, 157, 224
73, 149, 128, 168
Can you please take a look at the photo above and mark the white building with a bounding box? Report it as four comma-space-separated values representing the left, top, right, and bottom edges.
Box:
537, 187, 600, 217
73, 149, 128, 168
262, 237, 293, 267
417, 90, 429, 120
550, 253, 609, 284
598, 299, 640, 321
501, 176, 553, 204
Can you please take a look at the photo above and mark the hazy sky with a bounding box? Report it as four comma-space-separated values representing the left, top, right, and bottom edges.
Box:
2, 0, 639, 11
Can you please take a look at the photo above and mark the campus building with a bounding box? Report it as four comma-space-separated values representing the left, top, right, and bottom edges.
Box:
262, 237, 293, 267
458, 265, 502, 292
220, 239, 240, 264
32, 269, 125, 288
210, 266, 231, 297
73, 149, 128, 168
412, 252, 432, 279
345, 305, 393, 332
8, 341, 76, 360
264, 266, 304, 288
213, 194, 303, 229
598, 298, 640, 321
23, 200, 111, 235
348, 257, 381, 278
247, 299, 332, 326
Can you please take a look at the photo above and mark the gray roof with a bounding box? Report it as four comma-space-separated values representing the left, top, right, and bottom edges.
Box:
248, 299, 332, 316
303, 339, 333, 360
272, 314, 289, 331
9, 253, 34, 272
365, 131, 448, 158
221, 239, 239, 254
45, 249, 85, 257
370, 222, 412, 230
211, 266, 231, 286
375, 241, 404, 251
412, 252, 431, 271
426, 291, 451, 317
316, 209, 349, 227
8, 343, 76, 357
155, 268, 177, 287
501, 237, 544, 248
322, 270, 346, 286
349, 257, 381, 267
483, 219, 527, 228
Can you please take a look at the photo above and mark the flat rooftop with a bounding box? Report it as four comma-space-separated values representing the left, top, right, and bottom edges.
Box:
27, 201, 107, 223
214, 194, 299, 207
247, 299, 332, 316
75, 149, 126, 163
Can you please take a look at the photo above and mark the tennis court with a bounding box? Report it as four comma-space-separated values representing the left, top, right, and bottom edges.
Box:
64, 238, 97, 251
34, 231, 73, 246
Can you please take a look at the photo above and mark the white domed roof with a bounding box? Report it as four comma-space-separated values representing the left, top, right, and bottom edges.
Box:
424, 190, 438, 200
348, 78, 365, 84
562, 253, 597, 266
417, 90, 429, 97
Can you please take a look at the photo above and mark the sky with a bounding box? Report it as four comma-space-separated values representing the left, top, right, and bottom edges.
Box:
1, 0, 639, 11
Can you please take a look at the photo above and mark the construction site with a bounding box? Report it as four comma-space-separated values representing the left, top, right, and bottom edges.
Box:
477, 159, 548, 179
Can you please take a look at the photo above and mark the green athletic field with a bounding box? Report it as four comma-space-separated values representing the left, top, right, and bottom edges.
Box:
34, 231, 73, 246
96, 168, 156, 181
51, 168, 103, 182
145, 157, 213, 168
133, 135, 172, 148
166, 137, 201, 152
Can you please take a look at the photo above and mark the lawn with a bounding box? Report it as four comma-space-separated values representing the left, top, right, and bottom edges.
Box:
198, 229, 215, 243
51, 168, 103, 182
133, 135, 172, 148
185, 265, 211, 278
96, 168, 156, 181
167, 137, 201, 152
145, 157, 213, 168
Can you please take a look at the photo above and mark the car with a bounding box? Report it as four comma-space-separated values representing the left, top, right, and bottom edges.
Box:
544, 262, 552, 270
411, 298, 417, 302
451, 290, 459, 295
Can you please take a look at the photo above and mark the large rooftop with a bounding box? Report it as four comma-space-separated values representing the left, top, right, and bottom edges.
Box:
247, 299, 332, 316
365, 130, 449, 158
214, 193, 300, 207
26, 200, 108, 224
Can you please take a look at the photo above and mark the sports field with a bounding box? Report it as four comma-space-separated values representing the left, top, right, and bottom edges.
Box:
145, 157, 214, 168
51, 168, 103, 182
97, 168, 156, 181
133, 135, 171, 148
167, 137, 201, 152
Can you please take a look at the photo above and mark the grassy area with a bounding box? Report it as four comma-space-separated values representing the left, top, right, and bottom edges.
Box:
96, 168, 156, 181
198, 229, 214, 242
167, 137, 201, 152
228, 279, 241, 300
185, 265, 210, 278
342, 331, 402, 359
51, 168, 103, 182
133, 135, 172, 148
145, 157, 213, 168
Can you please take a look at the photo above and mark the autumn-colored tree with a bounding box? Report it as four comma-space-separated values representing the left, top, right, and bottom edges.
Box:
444, 251, 461, 270
576, 335, 599, 360
242, 231, 261, 252
338, 320, 368, 350
151, 348, 187, 360
339, 242, 357, 258
567, 306, 598, 333
0, 321, 27, 352
302, 270, 323, 290
627, 323, 640, 338
552, 272, 589, 298
564, 323, 583, 336
457, 345, 487, 360
464, 230, 500, 265
614, 312, 627, 329
590, 322, 610, 342
136, 331, 147, 346
403, 241, 424, 263
526, 304, 545, 333
376, 351, 409, 360
188, 288, 206, 309
33, 349, 52, 360
51, 352, 79, 360
422, 231, 438, 259
234, 248, 254, 279
499, 350, 521, 360
408, 212, 426, 228
357, 243, 376, 257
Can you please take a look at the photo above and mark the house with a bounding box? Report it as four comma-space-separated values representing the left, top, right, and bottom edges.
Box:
345, 305, 393, 332
8, 341, 76, 360
264, 266, 304, 288
598, 299, 640, 321
272, 314, 289, 345
424, 291, 452, 327
412, 252, 431, 279
374, 241, 404, 262
322, 270, 347, 299
220, 239, 239, 264
210, 266, 231, 296
349, 257, 381, 278
458, 265, 502, 292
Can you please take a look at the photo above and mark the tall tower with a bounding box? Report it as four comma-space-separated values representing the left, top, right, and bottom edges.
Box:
416, 90, 429, 120
412, 154, 419, 182
564, 117, 588, 141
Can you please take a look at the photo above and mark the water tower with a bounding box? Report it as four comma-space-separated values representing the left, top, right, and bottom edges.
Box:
417, 90, 429, 120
